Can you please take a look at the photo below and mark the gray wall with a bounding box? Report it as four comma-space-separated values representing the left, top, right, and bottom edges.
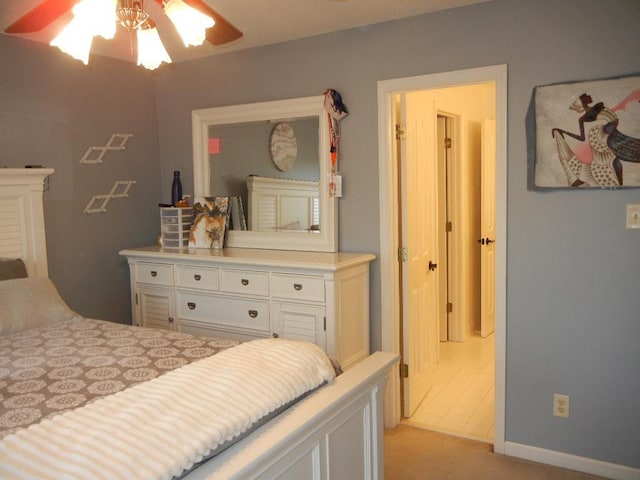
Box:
155, 0, 640, 469
1, 0, 638, 470
0, 35, 162, 323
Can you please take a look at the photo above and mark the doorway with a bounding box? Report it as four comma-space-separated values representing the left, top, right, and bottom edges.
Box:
398, 84, 496, 442
377, 65, 507, 454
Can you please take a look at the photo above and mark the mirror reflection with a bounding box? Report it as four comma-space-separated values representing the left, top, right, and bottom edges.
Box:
192, 95, 337, 252
208, 117, 320, 232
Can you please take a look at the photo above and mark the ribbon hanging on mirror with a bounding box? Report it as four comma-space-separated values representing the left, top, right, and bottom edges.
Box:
324, 89, 348, 196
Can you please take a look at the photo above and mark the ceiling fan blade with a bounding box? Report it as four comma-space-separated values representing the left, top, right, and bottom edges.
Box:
4, 0, 78, 34
182, 0, 243, 45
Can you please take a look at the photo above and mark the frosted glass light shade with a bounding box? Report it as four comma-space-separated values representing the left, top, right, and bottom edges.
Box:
164, 0, 214, 47
50, 16, 95, 64
71, 0, 117, 39
49, 0, 117, 64
85, 0, 118, 40
137, 26, 172, 70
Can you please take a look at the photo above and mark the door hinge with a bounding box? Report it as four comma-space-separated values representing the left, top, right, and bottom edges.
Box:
395, 123, 406, 140
445, 137, 452, 149
447, 302, 453, 313
398, 246, 408, 262
400, 363, 409, 378
446, 221, 452, 232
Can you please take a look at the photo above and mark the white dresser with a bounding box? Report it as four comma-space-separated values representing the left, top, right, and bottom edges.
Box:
120, 247, 375, 370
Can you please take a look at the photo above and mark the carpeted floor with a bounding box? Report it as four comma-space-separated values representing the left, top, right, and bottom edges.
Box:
384, 425, 607, 479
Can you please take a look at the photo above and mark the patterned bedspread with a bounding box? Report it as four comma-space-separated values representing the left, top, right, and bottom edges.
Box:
0, 317, 237, 438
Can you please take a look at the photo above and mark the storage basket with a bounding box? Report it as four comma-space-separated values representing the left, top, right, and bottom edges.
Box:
160, 207, 193, 248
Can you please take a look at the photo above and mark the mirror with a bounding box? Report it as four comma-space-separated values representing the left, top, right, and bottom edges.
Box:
192, 96, 337, 252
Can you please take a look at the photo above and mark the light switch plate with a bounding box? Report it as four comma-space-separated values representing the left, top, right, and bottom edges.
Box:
327, 173, 342, 197
333, 174, 342, 197
626, 204, 640, 229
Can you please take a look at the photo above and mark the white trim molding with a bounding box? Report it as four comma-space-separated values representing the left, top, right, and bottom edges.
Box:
505, 442, 640, 480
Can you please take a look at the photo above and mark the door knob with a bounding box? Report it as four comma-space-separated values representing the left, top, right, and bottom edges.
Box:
428, 261, 438, 271
478, 238, 495, 245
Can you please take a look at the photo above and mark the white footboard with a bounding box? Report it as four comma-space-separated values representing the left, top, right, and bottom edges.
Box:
184, 351, 399, 480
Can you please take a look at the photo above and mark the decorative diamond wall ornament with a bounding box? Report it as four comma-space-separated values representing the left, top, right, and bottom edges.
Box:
80, 133, 134, 164
84, 180, 136, 214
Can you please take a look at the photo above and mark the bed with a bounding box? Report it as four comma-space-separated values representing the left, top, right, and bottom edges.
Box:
0, 168, 398, 479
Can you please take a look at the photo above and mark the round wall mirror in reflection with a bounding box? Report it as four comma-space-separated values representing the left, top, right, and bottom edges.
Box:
270, 122, 297, 172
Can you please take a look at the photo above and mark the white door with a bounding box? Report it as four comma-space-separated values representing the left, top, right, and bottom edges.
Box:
400, 92, 440, 417
480, 118, 496, 337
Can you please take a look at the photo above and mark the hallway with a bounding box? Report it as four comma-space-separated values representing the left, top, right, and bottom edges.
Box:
403, 333, 494, 443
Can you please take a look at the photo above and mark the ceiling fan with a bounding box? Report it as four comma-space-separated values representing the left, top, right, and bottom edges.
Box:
4, 0, 242, 68
5, 0, 242, 45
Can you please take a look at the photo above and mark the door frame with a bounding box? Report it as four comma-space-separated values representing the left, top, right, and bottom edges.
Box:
377, 64, 507, 454
436, 113, 454, 343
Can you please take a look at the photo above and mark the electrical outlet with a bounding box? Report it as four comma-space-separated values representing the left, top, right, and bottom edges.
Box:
626, 204, 640, 229
553, 393, 570, 418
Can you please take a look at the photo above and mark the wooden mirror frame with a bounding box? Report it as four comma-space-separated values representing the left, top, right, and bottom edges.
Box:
192, 95, 337, 252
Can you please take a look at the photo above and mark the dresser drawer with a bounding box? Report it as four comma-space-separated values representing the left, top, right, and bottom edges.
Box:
271, 274, 325, 302
220, 269, 269, 296
135, 262, 173, 286
175, 265, 219, 291
176, 292, 269, 332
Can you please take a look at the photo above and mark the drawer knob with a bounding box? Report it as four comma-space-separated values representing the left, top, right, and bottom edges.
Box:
248, 309, 258, 318
150, 271, 157, 277
194, 274, 201, 281
187, 302, 196, 310
241, 279, 249, 286
272, 333, 279, 338
293, 283, 303, 291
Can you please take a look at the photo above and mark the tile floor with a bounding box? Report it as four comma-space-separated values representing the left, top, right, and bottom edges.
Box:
403, 333, 495, 443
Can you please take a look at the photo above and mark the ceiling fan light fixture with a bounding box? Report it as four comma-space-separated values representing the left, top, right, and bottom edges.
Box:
163, 0, 214, 47
137, 19, 172, 70
37, 0, 220, 69
8, 0, 241, 68
117, 0, 150, 31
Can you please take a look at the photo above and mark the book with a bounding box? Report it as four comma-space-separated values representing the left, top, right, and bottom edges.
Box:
230, 196, 247, 231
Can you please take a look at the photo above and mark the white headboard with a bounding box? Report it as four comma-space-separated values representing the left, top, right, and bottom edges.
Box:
0, 168, 54, 277
246, 176, 320, 232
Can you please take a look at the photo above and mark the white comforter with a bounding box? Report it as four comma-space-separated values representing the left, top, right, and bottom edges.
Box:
0, 338, 336, 480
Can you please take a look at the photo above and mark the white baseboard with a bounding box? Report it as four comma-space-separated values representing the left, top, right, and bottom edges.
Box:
504, 441, 640, 480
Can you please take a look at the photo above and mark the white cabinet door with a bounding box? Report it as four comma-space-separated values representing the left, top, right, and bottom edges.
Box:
137, 285, 176, 331
271, 303, 326, 350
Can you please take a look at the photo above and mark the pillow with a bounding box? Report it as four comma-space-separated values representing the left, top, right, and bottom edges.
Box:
0, 258, 28, 281
0, 277, 81, 336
